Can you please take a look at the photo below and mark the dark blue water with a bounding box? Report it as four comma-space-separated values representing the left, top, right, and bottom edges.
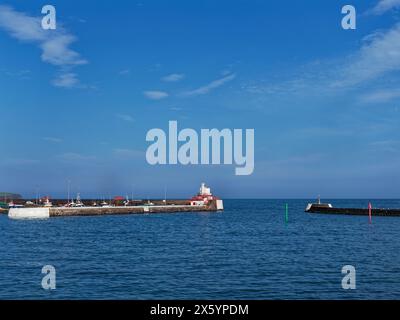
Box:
1, 199, 400, 299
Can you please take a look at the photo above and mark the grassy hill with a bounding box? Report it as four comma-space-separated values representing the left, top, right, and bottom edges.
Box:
0, 192, 22, 201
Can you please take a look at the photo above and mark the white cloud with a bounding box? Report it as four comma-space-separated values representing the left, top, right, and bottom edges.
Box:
360, 88, 400, 103
181, 73, 236, 96
369, 0, 400, 15
162, 73, 185, 82
0, 5, 45, 41
332, 24, 400, 88
52, 73, 79, 88
116, 113, 134, 122
43, 137, 63, 143
0, 5, 87, 87
252, 23, 400, 97
40, 34, 87, 66
144, 90, 169, 100
242, 18, 400, 104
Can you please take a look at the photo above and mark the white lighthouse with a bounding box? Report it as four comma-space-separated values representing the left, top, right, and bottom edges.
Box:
199, 183, 211, 196
189, 183, 223, 210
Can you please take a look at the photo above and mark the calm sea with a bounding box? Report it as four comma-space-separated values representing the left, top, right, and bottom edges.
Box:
1, 199, 400, 299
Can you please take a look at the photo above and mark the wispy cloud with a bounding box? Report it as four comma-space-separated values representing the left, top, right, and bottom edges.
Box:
4, 69, 31, 79
116, 113, 134, 122
360, 88, 400, 103
332, 24, 400, 88
118, 69, 130, 76
113, 148, 144, 159
368, 0, 400, 15
144, 90, 169, 100
370, 140, 400, 153
162, 73, 185, 82
1, 158, 40, 166
244, 19, 400, 104
52, 72, 79, 88
0, 5, 87, 87
43, 137, 63, 143
57, 152, 96, 162
242, 75, 322, 97
181, 73, 236, 96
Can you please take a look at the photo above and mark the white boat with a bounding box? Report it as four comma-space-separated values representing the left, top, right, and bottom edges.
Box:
43, 198, 53, 207
101, 201, 112, 207
305, 196, 332, 212
8, 201, 24, 208
123, 196, 130, 206
74, 193, 84, 207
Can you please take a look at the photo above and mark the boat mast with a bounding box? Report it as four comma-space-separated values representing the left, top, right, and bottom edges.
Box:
67, 179, 71, 205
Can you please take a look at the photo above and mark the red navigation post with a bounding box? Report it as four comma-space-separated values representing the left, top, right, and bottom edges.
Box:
368, 202, 372, 224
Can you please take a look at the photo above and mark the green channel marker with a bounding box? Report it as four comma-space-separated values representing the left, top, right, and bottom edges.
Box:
285, 203, 289, 224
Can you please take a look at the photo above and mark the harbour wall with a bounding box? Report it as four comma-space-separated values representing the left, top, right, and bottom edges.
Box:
8, 207, 50, 219
306, 206, 400, 216
8, 200, 223, 219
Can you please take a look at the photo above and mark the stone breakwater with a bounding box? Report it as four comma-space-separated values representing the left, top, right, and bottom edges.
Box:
305, 205, 400, 216
8, 200, 224, 219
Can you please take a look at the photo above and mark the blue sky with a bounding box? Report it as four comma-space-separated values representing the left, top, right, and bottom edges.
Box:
1, 0, 400, 199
